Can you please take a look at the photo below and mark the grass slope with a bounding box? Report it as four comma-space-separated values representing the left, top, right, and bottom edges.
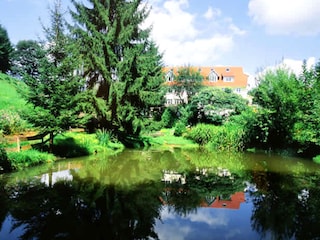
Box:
0, 72, 29, 112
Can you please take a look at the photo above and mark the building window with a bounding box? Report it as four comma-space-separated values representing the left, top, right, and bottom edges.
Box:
223, 76, 234, 82
208, 69, 218, 82
235, 88, 241, 93
166, 70, 174, 82
226, 68, 230, 72
166, 99, 173, 105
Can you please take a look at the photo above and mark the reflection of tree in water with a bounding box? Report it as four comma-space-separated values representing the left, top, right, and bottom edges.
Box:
160, 167, 247, 216
0, 176, 9, 232
6, 176, 163, 240
250, 171, 320, 240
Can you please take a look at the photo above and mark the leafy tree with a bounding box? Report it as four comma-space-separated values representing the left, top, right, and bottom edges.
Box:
70, 0, 164, 137
188, 88, 248, 125
11, 40, 45, 79
0, 24, 13, 73
250, 67, 300, 148
170, 65, 203, 104
293, 60, 320, 153
25, 0, 85, 151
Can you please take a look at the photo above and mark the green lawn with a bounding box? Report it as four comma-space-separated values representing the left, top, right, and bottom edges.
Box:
0, 73, 30, 112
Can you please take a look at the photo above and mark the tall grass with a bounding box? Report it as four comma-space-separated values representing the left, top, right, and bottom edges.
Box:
186, 123, 246, 151
7, 149, 55, 170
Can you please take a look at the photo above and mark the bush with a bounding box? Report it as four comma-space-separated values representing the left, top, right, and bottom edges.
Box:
143, 120, 164, 133
0, 110, 28, 134
186, 123, 246, 151
0, 146, 12, 172
174, 122, 186, 137
161, 107, 177, 128
186, 124, 216, 146
207, 124, 245, 151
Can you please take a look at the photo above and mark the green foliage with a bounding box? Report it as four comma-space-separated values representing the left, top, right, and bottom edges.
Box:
70, 0, 164, 136
188, 88, 248, 125
24, 1, 86, 147
250, 67, 300, 148
292, 61, 320, 149
0, 110, 29, 135
186, 121, 248, 151
0, 146, 12, 172
0, 24, 13, 73
96, 128, 110, 146
186, 124, 216, 146
174, 122, 186, 137
53, 136, 90, 158
313, 155, 320, 164
170, 65, 203, 102
11, 40, 45, 79
206, 124, 246, 151
161, 107, 177, 128
7, 150, 55, 170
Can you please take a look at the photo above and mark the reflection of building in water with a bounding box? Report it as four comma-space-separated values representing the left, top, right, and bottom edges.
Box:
160, 169, 245, 210
200, 192, 245, 210
41, 169, 73, 186
40, 162, 80, 186
161, 170, 186, 184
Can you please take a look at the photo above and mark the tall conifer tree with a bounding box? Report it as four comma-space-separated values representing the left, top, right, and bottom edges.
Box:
25, 0, 84, 151
0, 24, 13, 73
70, 0, 164, 136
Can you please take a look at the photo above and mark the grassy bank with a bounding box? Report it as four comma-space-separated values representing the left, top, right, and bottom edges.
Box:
144, 129, 198, 150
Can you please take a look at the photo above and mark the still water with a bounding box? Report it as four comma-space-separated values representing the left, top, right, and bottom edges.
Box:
1, 148, 320, 240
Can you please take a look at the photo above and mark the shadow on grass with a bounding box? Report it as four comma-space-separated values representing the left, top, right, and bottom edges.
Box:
52, 137, 90, 158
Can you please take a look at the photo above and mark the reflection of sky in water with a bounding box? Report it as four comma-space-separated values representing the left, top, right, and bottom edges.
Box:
0, 214, 25, 240
155, 193, 260, 240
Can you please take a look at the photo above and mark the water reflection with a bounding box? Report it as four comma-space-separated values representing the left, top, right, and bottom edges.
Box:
0, 149, 320, 239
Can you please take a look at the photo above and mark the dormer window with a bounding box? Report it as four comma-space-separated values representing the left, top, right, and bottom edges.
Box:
223, 76, 234, 82
208, 69, 218, 82
166, 69, 174, 82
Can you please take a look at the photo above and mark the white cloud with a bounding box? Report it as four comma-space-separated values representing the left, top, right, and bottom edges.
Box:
204, 7, 221, 20
248, 0, 320, 35
253, 57, 316, 88
145, 0, 245, 66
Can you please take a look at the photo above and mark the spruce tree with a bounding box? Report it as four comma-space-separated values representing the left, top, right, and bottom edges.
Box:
25, 0, 85, 151
0, 24, 13, 73
70, 0, 164, 136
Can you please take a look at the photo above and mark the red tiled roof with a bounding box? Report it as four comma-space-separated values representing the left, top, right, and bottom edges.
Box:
163, 66, 248, 88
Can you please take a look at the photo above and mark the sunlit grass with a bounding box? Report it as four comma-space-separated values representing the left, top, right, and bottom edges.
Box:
8, 149, 56, 170
144, 128, 198, 150
0, 73, 29, 111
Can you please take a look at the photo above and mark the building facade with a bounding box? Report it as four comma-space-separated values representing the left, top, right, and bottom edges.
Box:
163, 66, 249, 106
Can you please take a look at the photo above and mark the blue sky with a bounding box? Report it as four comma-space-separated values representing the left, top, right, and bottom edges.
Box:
0, 0, 319, 75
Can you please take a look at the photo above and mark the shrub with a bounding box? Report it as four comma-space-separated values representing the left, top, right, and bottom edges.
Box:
0, 110, 28, 134
174, 122, 186, 137
161, 107, 177, 128
207, 124, 245, 151
187, 123, 246, 151
186, 124, 216, 146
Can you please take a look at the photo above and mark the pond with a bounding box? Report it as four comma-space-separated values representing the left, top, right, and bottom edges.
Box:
1, 148, 320, 240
